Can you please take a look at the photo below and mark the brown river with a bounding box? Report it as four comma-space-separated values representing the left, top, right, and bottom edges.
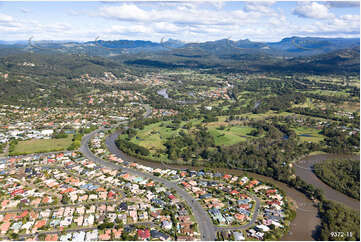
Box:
294, 154, 360, 210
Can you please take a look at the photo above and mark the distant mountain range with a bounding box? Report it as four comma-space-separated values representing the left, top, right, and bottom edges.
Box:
0, 36, 359, 75
0, 36, 359, 58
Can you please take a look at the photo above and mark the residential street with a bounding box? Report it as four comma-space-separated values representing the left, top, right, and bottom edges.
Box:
80, 129, 217, 241
183, 178, 261, 231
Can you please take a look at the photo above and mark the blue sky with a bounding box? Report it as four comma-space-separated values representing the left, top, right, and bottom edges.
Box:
0, 1, 359, 42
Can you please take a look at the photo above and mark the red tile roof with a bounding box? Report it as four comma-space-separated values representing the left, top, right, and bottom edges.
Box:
137, 229, 150, 240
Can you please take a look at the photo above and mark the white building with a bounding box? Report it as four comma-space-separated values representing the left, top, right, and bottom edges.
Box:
41, 129, 54, 136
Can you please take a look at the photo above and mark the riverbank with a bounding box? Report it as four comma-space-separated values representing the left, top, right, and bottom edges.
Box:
294, 154, 360, 211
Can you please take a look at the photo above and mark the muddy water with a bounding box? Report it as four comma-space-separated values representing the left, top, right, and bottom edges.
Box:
295, 154, 360, 210
106, 132, 320, 241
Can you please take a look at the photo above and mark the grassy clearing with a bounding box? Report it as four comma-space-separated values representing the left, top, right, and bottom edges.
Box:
291, 126, 325, 143
305, 75, 345, 84
127, 119, 204, 152
236, 111, 291, 120
128, 121, 176, 151
208, 125, 256, 146
304, 89, 350, 97
12, 135, 73, 155
121, 116, 259, 151
123, 111, 330, 153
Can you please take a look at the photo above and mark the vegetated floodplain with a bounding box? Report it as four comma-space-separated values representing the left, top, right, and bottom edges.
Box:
319, 200, 360, 241
314, 159, 360, 200
10, 135, 73, 155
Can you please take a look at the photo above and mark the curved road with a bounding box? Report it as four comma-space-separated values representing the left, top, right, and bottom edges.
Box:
80, 130, 216, 241
82, 103, 353, 240
295, 154, 360, 210
106, 132, 261, 232
105, 131, 322, 240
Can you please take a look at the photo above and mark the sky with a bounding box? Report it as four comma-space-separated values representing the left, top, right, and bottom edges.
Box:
0, 1, 359, 42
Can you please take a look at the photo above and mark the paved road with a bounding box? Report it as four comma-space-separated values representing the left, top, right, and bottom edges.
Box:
105, 131, 263, 232
295, 154, 360, 210
80, 129, 216, 241
105, 130, 263, 233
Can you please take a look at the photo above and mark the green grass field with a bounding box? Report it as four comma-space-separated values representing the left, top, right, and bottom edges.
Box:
304, 89, 350, 97
208, 125, 256, 146
122, 117, 258, 152
291, 127, 325, 143
125, 121, 188, 152
122, 110, 329, 154
236, 111, 291, 120
12, 135, 73, 155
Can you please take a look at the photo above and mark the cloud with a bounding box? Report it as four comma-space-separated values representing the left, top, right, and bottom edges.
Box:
293, 2, 334, 19
94, 2, 359, 42
244, 1, 276, 15
21, 8, 30, 14
106, 24, 152, 34
326, 1, 360, 8
0, 13, 86, 41
0, 1, 359, 42
0, 13, 23, 29
68, 9, 79, 16
153, 22, 181, 34
341, 14, 360, 21
207, 0, 224, 10
99, 4, 149, 21
98, 2, 280, 28
288, 12, 360, 37
0, 13, 14, 23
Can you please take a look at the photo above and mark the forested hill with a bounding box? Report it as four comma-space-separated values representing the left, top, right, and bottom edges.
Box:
0, 49, 126, 78
256, 46, 360, 74
120, 46, 360, 75
0, 49, 133, 107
